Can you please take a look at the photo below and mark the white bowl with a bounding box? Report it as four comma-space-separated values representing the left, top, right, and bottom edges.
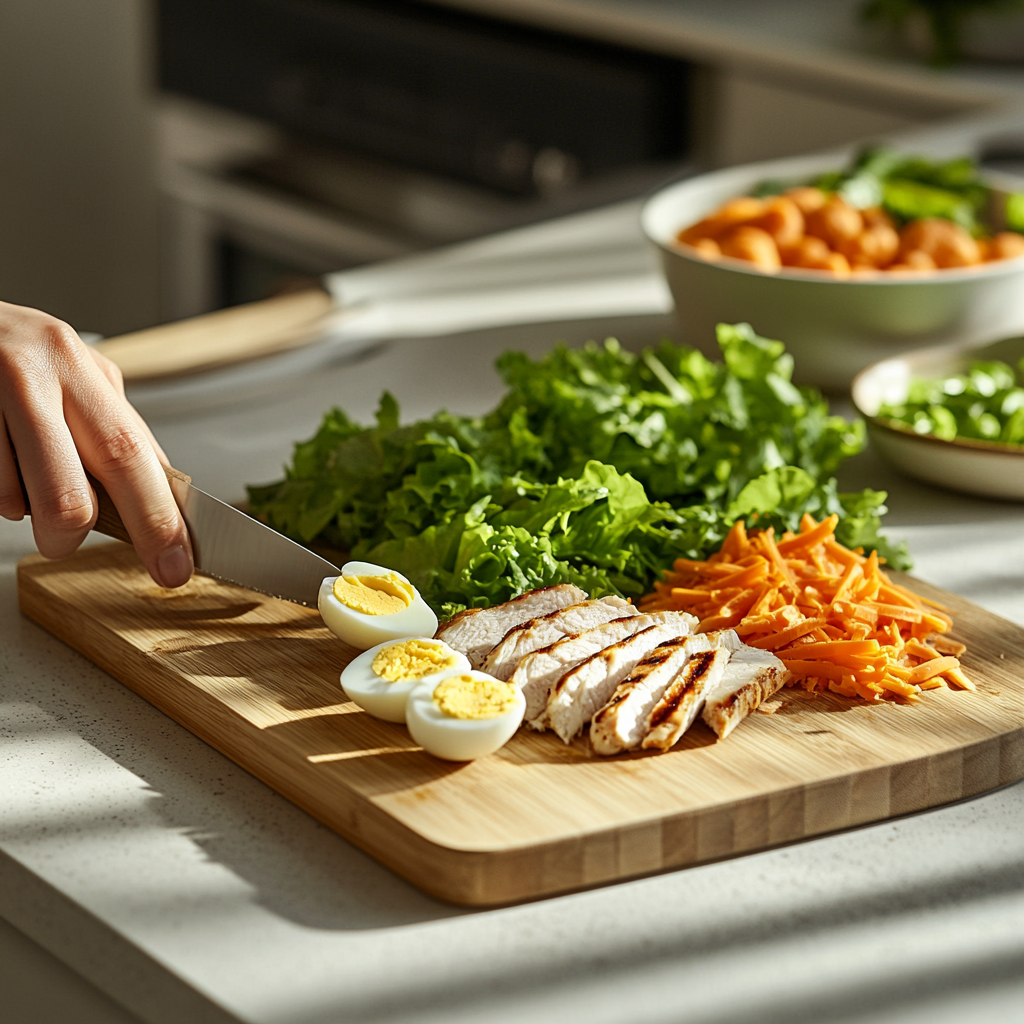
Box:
852, 334, 1024, 501
641, 152, 1024, 390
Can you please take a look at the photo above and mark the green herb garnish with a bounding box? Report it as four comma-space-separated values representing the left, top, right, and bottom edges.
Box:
248, 324, 908, 615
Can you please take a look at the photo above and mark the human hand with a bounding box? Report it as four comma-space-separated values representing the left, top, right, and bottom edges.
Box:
0, 300, 193, 587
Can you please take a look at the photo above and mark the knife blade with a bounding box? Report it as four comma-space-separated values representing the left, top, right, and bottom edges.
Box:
166, 474, 340, 606
20, 462, 339, 606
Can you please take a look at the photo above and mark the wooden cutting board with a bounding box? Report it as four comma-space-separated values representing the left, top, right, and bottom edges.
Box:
17, 543, 1024, 906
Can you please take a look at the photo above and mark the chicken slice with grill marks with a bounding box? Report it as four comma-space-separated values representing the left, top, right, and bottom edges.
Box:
515, 611, 695, 726
590, 633, 719, 755
642, 646, 732, 752
482, 596, 636, 681
434, 584, 587, 668
544, 615, 694, 743
701, 632, 789, 740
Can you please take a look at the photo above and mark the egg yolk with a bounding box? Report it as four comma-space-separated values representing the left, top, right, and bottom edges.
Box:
433, 675, 518, 720
333, 573, 415, 616
371, 640, 460, 683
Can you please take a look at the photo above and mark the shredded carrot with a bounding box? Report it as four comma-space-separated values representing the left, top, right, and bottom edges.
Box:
931, 635, 967, 657
776, 514, 839, 555
778, 639, 880, 659
944, 666, 976, 691
640, 513, 972, 707
872, 603, 923, 623
904, 638, 940, 662
879, 676, 920, 699
746, 617, 825, 651
777, 659, 848, 682
906, 657, 960, 685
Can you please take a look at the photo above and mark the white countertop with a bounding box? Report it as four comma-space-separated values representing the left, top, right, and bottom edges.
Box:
3, 306, 1024, 1024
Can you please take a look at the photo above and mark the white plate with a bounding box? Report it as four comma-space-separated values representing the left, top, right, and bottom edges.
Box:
852, 335, 1024, 501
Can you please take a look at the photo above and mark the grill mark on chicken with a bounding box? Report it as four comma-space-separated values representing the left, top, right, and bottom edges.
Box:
516, 612, 692, 726
492, 598, 625, 647
590, 633, 719, 755
546, 616, 695, 743
701, 643, 789, 740
437, 584, 574, 631
594, 647, 678, 716
642, 646, 732, 753
649, 650, 716, 727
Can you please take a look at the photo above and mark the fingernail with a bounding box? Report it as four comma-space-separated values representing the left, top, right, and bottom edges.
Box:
156, 544, 192, 588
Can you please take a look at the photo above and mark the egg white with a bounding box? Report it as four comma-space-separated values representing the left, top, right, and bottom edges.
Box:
339, 637, 470, 723
406, 670, 526, 761
318, 562, 438, 650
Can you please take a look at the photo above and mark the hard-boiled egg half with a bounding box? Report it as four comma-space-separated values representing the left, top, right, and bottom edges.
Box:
406, 670, 526, 761
339, 637, 470, 723
319, 560, 437, 650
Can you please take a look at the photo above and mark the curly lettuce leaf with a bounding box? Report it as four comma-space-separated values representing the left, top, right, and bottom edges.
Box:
358, 462, 678, 614
248, 325, 907, 612
726, 466, 910, 570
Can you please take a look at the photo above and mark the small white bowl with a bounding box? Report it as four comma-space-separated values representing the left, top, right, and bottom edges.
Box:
641, 152, 1024, 390
852, 335, 1024, 501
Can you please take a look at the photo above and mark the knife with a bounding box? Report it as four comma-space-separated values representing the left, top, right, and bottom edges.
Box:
22, 464, 340, 607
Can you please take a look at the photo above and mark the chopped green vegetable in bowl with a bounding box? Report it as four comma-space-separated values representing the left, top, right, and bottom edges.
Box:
758, 145, 1016, 238
878, 358, 1024, 446
248, 323, 909, 615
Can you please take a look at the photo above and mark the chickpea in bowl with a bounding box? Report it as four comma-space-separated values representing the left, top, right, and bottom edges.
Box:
642, 147, 1024, 389
677, 188, 1024, 277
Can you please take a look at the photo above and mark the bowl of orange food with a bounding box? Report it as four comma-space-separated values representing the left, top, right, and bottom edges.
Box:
642, 148, 1024, 390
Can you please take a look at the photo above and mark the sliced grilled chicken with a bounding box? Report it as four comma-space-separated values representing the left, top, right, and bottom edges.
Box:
515, 611, 694, 724
642, 647, 731, 753
435, 584, 587, 668
482, 596, 635, 680
545, 615, 694, 743
701, 632, 789, 740
590, 632, 718, 755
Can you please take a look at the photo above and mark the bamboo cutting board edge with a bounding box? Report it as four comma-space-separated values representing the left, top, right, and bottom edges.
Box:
13, 555, 479, 899
16, 547, 1024, 906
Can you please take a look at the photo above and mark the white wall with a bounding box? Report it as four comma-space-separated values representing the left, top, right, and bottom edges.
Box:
0, 0, 160, 336
708, 70, 918, 167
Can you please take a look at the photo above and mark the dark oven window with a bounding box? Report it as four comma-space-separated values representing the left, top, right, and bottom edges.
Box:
158, 0, 692, 197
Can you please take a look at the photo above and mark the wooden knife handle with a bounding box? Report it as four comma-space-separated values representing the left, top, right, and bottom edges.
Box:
18, 462, 192, 547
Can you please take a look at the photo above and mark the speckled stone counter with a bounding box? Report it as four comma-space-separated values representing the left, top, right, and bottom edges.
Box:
3, 313, 1024, 1024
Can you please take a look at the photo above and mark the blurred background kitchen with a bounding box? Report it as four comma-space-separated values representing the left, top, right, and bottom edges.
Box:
6, 0, 1024, 339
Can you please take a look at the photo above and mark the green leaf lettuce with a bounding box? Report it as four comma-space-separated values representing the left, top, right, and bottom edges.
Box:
249, 325, 907, 613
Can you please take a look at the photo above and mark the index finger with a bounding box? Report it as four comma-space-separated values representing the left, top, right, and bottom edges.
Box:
65, 367, 193, 588
86, 346, 172, 465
